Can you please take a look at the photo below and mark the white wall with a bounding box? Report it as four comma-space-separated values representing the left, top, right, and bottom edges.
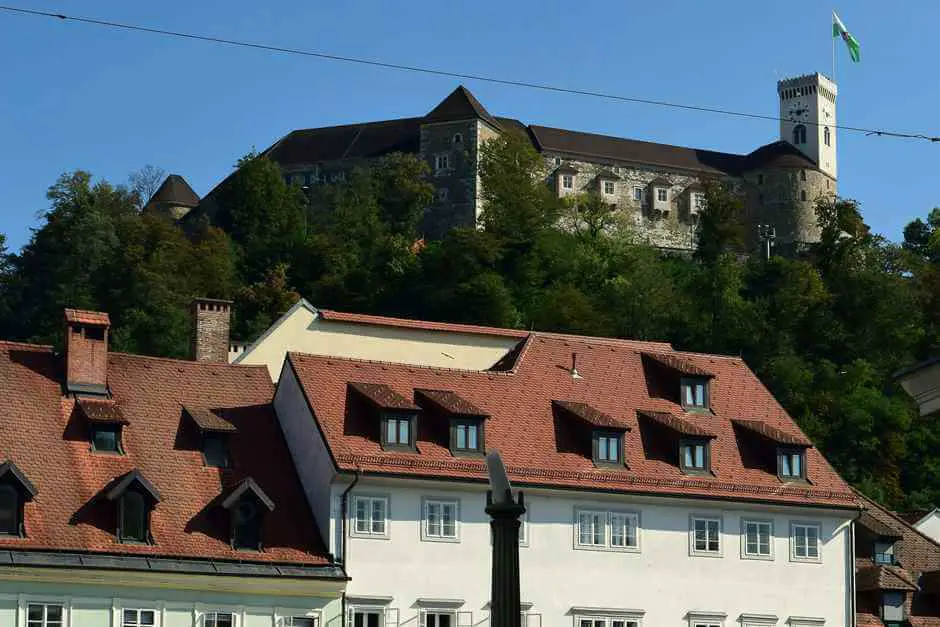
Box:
337, 478, 853, 627
915, 511, 940, 544
273, 360, 337, 551
237, 306, 520, 381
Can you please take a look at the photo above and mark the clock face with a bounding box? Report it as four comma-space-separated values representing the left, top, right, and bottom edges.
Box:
788, 99, 809, 120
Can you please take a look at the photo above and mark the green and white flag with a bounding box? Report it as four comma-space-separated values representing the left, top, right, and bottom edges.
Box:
833, 11, 861, 62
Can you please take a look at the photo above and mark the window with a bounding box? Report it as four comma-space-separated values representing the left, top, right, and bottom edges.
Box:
633, 186, 644, 202
778, 449, 805, 480
452, 133, 462, 145
203, 433, 230, 468
286, 618, 318, 627
381, 413, 415, 450
353, 610, 383, 627
435, 188, 449, 202
882, 592, 905, 622
451, 420, 483, 454
603, 181, 616, 195
691, 516, 721, 555
656, 188, 668, 202
793, 124, 807, 145
0, 484, 19, 535
123, 609, 156, 627
681, 377, 709, 410
205, 612, 234, 627
800, 169, 807, 181
434, 154, 450, 172
742, 519, 773, 558
423, 499, 458, 541
791, 522, 821, 561
575, 509, 639, 551
577, 618, 639, 627
691, 192, 706, 213
232, 496, 263, 550
423, 612, 454, 627
554, 157, 561, 166
27, 604, 64, 627
874, 540, 896, 565
562, 174, 574, 189
680, 439, 709, 473
800, 190, 807, 201
91, 424, 122, 453
824, 126, 831, 146
593, 431, 623, 466
352, 495, 388, 537
119, 490, 148, 543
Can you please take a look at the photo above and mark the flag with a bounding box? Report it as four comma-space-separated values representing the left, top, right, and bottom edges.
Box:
833, 11, 861, 62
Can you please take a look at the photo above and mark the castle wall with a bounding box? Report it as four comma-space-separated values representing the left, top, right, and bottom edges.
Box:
743, 168, 835, 249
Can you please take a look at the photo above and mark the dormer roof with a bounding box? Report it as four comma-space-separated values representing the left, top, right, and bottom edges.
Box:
642, 352, 714, 378
425, 85, 501, 130
65, 309, 111, 326
221, 477, 275, 512
184, 405, 237, 433
105, 469, 161, 503
0, 460, 38, 499
731, 419, 811, 447
415, 388, 488, 418
637, 410, 717, 438
77, 398, 128, 425
349, 381, 420, 411
554, 400, 630, 430
554, 163, 580, 175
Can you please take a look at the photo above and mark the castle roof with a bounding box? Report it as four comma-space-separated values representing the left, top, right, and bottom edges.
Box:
741, 141, 818, 171
425, 85, 502, 130
146, 174, 200, 208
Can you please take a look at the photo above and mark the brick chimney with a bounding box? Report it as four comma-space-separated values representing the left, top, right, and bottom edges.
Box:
64, 309, 111, 394
191, 298, 232, 363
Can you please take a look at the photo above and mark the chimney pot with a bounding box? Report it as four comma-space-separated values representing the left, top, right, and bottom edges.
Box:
64, 308, 111, 394
191, 298, 233, 363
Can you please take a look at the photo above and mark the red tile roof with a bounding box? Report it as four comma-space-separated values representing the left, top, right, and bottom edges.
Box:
77, 398, 128, 425
0, 340, 330, 566
642, 352, 714, 378
554, 400, 630, 430
184, 405, 238, 433
415, 389, 488, 417
731, 419, 812, 446
856, 562, 918, 592
64, 309, 110, 326
287, 334, 855, 508
318, 309, 530, 339
638, 410, 717, 438
349, 382, 420, 411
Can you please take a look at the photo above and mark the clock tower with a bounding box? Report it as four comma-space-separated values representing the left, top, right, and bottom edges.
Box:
778, 73, 838, 179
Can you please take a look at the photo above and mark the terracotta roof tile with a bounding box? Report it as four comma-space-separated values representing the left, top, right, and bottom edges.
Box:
415, 389, 488, 417
859, 510, 904, 539
348, 382, 419, 411
856, 563, 918, 591
64, 309, 110, 326
318, 309, 529, 339
0, 343, 330, 566
77, 398, 128, 425
731, 419, 811, 446
288, 334, 855, 508
554, 400, 630, 430
638, 410, 717, 438
642, 352, 714, 378
184, 405, 238, 433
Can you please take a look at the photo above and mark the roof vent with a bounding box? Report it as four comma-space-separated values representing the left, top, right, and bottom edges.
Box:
570, 353, 583, 380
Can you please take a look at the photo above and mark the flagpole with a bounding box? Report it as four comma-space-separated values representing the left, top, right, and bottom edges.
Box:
831, 10, 836, 81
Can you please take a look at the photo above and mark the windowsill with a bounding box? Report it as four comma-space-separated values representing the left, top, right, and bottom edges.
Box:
348, 530, 390, 541
420, 534, 460, 544
592, 460, 626, 470
790, 555, 822, 564
118, 538, 152, 546
90, 449, 124, 456
778, 476, 810, 485
689, 549, 723, 558
680, 406, 711, 414
450, 449, 485, 458
680, 468, 713, 477
740, 551, 774, 562
380, 444, 418, 453
574, 542, 640, 554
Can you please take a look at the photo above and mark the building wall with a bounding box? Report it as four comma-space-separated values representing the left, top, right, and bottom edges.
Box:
0, 576, 341, 627
335, 477, 853, 627
420, 120, 482, 238
916, 513, 940, 544
742, 168, 835, 249
235, 306, 521, 382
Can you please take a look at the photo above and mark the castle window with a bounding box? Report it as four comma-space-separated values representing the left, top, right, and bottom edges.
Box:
656, 188, 668, 202
824, 126, 831, 146
793, 124, 807, 145
453, 133, 462, 145
562, 175, 574, 190
434, 154, 450, 173
800, 169, 807, 181
800, 190, 807, 201
633, 186, 644, 202
603, 181, 616, 195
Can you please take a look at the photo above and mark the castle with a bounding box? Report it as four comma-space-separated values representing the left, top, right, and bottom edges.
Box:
153, 72, 838, 252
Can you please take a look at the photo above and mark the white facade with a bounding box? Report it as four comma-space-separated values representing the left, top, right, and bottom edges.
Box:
778, 73, 838, 179
912, 509, 940, 544
273, 366, 855, 627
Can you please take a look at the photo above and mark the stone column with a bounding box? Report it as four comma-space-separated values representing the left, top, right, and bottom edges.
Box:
486, 490, 525, 627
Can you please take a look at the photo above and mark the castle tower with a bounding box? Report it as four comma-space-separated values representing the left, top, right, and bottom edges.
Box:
777, 73, 837, 179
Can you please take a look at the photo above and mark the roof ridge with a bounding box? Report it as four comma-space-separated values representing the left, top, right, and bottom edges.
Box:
855, 488, 940, 552
287, 116, 425, 135
529, 123, 747, 159
109, 351, 269, 373
0, 339, 53, 351
288, 350, 520, 377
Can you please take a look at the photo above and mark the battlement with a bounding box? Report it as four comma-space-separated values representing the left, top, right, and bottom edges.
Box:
778, 73, 837, 101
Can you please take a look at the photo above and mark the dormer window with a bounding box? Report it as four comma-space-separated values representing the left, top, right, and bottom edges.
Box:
91, 424, 123, 453
881, 592, 905, 623
681, 377, 709, 411
680, 438, 710, 473
593, 431, 623, 466
874, 540, 897, 565
778, 448, 806, 481
0, 462, 37, 537
451, 419, 484, 455
203, 433, 230, 468
106, 469, 160, 545
77, 398, 128, 455
562, 174, 574, 189
184, 406, 237, 468
382, 412, 416, 450
221, 477, 275, 551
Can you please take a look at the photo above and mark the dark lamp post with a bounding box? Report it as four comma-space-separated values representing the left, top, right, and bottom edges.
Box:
485, 451, 525, 627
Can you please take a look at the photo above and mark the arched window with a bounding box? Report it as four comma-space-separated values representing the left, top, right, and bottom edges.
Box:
120, 490, 148, 543
0, 485, 19, 535
233, 497, 262, 550
793, 124, 807, 145
453, 133, 462, 145
824, 126, 831, 146
800, 190, 807, 201
800, 169, 807, 182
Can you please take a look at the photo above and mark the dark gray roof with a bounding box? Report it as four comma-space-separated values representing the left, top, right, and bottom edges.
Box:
740, 141, 817, 171
221, 477, 275, 512
425, 85, 501, 129
265, 117, 423, 164
105, 469, 161, 503
148, 175, 200, 208
529, 125, 746, 176
0, 461, 37, 498
0, 550, 346, 579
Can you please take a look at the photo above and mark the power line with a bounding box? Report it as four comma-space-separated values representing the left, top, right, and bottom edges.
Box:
2, 4, 938, 143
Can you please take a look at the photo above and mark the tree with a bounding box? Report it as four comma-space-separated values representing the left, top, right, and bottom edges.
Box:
129, 165, 167, 210
694, 180, 745, 264
233, 263, 300, 343
558, 192, 631, 242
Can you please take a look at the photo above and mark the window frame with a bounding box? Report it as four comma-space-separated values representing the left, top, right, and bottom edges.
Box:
121, 607, 158, 627
680, 377, 710, 411
203, 610, 236, 627
379, 411, 417, 451
632, 186, 644, 202
349, 606, 387, 627
740, 518, 774, 560
881, 591, 905, 622
790, 521, 822, 563
434, 153, 450, 173
231, 494, 265, 551
679, 438, 711, 474
90, 423, 124, 455
421, 609, 458, 627
452, 133, 463, 145
793, 124, 807, 145
450, 418, 485, 456
118, 489, 151, 544
873, 540, 897, 565
421, 497, 460, 543
574, 615, 642, 627
202, 432, 231, 468
691, 192, 706, 213
562, 174, 574, 190
591, 430, 624, 467
573, 507, 640, 553
777, 447, 807, 481
350, 494, 390, 539
0, 482, 22, 536
24, 601, 67, 627
655, 187, 668, 203
603, 181, 616, 196
689, 514, 723, 557
824, 126, 831, 147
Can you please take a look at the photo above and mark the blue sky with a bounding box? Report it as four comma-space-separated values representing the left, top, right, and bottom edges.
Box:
1, 0, 937, 252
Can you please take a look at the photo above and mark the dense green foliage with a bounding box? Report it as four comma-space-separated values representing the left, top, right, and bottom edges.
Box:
0, 141, 937, 510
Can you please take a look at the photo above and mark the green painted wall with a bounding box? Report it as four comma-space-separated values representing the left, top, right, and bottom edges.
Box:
0, 578, 343, 627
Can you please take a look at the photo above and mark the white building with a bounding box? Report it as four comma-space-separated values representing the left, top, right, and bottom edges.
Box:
272, 331, 859, 627
231, 299, 526, 381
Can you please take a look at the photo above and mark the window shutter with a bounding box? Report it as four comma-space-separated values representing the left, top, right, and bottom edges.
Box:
456, 611, 472, 627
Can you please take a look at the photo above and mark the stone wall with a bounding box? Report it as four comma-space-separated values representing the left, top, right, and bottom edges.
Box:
742, 167, 835, 249
419, 119, 482, 238
191, 299, 232, 363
